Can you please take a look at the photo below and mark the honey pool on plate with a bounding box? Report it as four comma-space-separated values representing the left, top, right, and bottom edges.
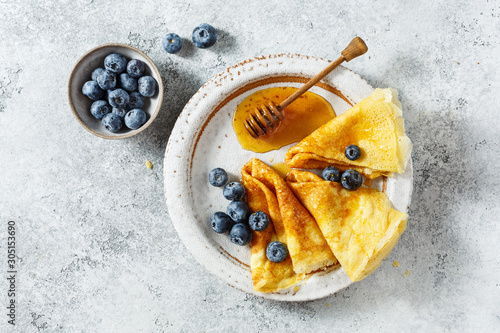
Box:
232, 87, 336, 153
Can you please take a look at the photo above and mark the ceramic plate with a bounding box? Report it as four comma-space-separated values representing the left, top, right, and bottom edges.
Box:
163, 54, 413, 301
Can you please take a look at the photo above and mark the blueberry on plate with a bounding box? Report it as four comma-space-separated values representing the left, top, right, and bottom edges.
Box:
209, 168, 228, 187
101, 113, 123, 133
322, 166, 341, 182
108, 89, 130, 108
126, 59, 145, 78
192, 23, 217, 48
97, 70, 117, 91
229, 223, 252, 246
266, 241, 288, 263
82, 81, 104, 100
341, 169, 363, 191
162, 33, 183, 54
104, 53, 127, 74
227, 200, 249, 223
248, 211, 269, 231
90, 100, 111, 119
112, 107, 128, 118
223, 182, 245, 201
124, 108, 147, 130
91, 67, 105, 81
345, 144, 361, 161
138, 76, 157, 97
210, 212, 233, 233
119, 73, 137, 92
128, 91, 145, 109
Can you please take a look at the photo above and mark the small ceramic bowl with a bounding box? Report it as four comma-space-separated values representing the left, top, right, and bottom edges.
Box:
68, 43, 164, 139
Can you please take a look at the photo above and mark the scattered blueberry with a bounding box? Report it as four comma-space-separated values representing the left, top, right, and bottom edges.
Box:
124, 108, 147, 130
82, 81, 104, 100
128, 91, 145, 109
345, 144, 361, 161
108, 89, 130, 108
210, 212, 233, 233
101, 113, 123, 133
91, 67, 105, 81
104, 53, 127, 73
192, 23, 217, 48
162, 33, 183, 54
138, 76, 157, 97
112, 107, 128, 118
209, 168, 228, 187
227, 200, 249, 223
266, 241, 288, 263
90, 100, 111, 119
341, 169, 363, 191
322, 166, 341, 182
96, 70, 117, 91
223, 182, 245, 201
248, 211, 269, 232
126, 59, 145, 78
229, 223, 252, 246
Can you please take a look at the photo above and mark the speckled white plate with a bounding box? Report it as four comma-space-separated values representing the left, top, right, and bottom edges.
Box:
163, 54, 413, 301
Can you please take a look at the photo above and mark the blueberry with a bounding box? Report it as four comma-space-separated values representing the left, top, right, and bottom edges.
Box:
209, 168, 228, 187
266, 241, 288, 263
124, 108, 147, 130
91, 67, 105, 81
82, 81, 104, 100
96, 70, 117, 90
341, 169, 363, 191
108, 89, 130, 108
112, 107, 128, 118
118, 73, 137, 92
138, 76, 157, 97
345, 145, 361, 161
322, 166, 341, 182
126, 59, 145, 78
90, 100, 111, 119
104, 53, 127, 74
229, 223, 252, 246
227, 200, 249, 223
223, 182, 245, 201
128, 91, 145, 109
210, 212, 233, 233
192, 23, 217, 48
248, 211, 269, 232
162, 33, 183, 54
101, 113, 123, 133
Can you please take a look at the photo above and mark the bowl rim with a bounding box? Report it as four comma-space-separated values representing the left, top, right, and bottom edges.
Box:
67, 43, 164, 140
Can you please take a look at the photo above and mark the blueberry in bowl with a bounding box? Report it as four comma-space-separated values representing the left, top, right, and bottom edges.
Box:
68, 43, 163, 139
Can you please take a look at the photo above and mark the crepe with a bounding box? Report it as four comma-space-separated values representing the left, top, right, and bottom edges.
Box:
242, 167, 303, 292
286, 169, 407, 282
242, 158, 336, 278
285, 88, 412, 179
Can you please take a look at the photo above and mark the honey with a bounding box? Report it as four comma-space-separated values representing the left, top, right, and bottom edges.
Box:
232, 87, 336, 153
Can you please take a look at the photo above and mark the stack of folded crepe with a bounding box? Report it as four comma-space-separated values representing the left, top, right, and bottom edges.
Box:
241, 158, 336, 293
285, 88, 412, 179
240, 88, 412, 292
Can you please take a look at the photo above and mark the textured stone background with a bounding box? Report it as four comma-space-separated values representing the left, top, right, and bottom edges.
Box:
1, 0, 499, 332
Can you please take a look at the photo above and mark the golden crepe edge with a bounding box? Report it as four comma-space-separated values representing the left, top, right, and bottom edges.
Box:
285, 88, 413, 179
286, 169, 408, 282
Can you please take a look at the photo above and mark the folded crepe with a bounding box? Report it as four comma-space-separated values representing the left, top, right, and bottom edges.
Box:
242, 158, 336, 279
285, 88, 412, 179
286, 169, 407, 282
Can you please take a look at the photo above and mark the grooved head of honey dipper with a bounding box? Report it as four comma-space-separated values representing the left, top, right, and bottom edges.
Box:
341, 37, 368, 62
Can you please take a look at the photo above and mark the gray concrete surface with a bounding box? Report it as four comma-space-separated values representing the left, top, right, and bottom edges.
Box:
1, 0, 499, 331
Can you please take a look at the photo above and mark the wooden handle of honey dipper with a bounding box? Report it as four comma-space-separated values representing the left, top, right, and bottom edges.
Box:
278, 37, 368, 110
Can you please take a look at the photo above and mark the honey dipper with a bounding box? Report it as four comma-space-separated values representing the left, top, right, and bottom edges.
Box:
244, 37, 368, 138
